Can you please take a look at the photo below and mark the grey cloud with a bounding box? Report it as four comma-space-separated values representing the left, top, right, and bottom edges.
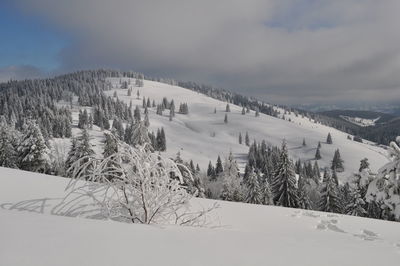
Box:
0, 65, 45, 83
14, 0, 400, 104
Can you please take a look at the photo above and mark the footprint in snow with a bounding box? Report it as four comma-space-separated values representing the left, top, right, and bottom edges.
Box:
315, 219, 346, 233
353, 229, 380, 241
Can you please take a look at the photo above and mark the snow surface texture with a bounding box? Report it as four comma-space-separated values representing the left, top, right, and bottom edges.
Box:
0, 167, 399, 266
340, 115, 381, 127
97, 78, 387, 182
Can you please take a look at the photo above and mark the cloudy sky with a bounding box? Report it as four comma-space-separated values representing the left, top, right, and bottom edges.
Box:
1, 0, 400, 105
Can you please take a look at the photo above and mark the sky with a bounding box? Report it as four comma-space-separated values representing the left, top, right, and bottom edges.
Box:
1, 0, 400, 106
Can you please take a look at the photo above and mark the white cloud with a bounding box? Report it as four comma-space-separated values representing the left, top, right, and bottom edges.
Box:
15, 0, 400, 104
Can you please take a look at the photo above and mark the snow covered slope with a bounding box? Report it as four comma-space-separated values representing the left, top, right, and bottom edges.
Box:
97, 78, 388, 181
1, 167, 400, 266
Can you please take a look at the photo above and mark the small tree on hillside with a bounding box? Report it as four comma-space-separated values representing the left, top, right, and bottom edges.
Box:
326, 133, 333, 144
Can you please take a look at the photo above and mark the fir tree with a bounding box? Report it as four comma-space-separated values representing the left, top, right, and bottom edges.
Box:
346, 184, 367, 217
359, 158, 370, 172
239, 132, 242, 144
331, 149, 344, 172
66, 129, 95, 178
215, 155, 223, 176
315, 147, 321, 160
0, 124, 17, 168
134, 105, 141, 122
17, 121, 49, 172
302, 138, 306, 147
318, 169, 343, 213
271, 140, 299, 208
224, 114, 228, 124
326, 133, 333, 144
245, 132, 250, 146
226, 104, 230, 112
103, 132, 119, 158
207, 161, 216, 180
246, 168, 262, 204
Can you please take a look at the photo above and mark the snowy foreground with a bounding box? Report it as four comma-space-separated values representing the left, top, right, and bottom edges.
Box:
1, 167, 399, 266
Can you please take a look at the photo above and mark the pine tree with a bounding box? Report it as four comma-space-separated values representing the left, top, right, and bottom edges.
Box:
331, 149, 344, 172
271, 140, 299, 208
103, 132, 119, 158
326, 133, 333, 144
144, 112, 150, 127
0, 124, 17, 168
313, 161, 321, 183
17, 121, 49, 172
65, 129, 95, 177
315, 147, 321, 160
302, 138, 306, 147
359, 158, 369, 172
239, 132, 242, 144
214, 107, 217, 114
246, 168, 262, 204
346, 184, 367, 217
215, 155, 223, 176
207, 161, 216, 180
245, 132, 250, 146
131, 121, 151, 147
134, 105, 141, 122
226, 104, 230, 112
318, 169, 342, 213
220, 152, 243, 202
318, 141, 322, 149
224, 114, 228, 124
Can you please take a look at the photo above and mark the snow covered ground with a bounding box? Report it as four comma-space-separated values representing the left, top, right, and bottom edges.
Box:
96, 78, 388, 182
1, 167, 399, 266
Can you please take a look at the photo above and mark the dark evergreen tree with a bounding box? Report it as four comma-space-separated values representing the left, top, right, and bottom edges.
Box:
65, 129, 95, 177
224, 114, 228, 124
326, 133, 333, 144
215, 156, 223, 175
359, 158, 370, 172
239, 132, 242, 144
0, 124, 17, 168
318, 169, 342, 213
207, 161, 216, 180
315, 147, 321, 160
245, 132, 250, 146
271, 141, 299, 208
331, 149, 344, 172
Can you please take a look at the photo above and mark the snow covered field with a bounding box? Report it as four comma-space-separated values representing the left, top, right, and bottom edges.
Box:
95, 78, 389, 181
0, 167, 399, 266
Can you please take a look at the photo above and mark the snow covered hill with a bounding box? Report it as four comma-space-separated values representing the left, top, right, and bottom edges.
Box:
1, 167, 399, 266
86, 78, 389, 182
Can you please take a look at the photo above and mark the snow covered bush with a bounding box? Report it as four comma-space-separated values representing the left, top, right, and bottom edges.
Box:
64, 141, 216, 226
366, 136, 400, 221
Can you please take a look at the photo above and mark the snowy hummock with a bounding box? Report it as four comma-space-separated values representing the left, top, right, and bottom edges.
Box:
340, 115, 381, 127
1, 167, 400, 266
